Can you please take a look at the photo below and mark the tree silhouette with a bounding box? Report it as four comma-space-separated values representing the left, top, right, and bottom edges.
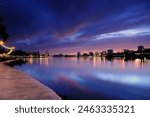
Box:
0, 17, 9, 41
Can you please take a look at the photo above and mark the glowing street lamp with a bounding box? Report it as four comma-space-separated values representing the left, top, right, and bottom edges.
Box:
0, 40, 4, 45
0, 40, 15, 57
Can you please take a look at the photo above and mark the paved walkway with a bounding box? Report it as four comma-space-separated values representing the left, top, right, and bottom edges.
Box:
0, 62, 61, 100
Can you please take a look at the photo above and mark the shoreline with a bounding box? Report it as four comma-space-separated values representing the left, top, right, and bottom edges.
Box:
0, 60, 61, 100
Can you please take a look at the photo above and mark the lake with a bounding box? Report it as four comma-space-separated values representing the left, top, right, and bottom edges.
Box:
14, 57, 150, 100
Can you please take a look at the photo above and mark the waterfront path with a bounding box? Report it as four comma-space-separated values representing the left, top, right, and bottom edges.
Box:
0, 62, 61, 100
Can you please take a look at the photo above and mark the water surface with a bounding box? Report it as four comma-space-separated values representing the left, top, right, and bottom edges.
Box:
14, 57, 150, 100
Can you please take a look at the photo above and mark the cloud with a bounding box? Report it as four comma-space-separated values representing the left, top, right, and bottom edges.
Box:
53, 20, 88, 39
0, 0, 150, 53
93, 26, 150, 40
54, 74, 87, 92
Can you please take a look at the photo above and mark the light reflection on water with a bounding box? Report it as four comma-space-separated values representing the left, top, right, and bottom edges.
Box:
14, 57, 150, 99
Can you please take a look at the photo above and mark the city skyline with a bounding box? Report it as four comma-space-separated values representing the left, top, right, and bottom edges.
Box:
0, 0, 150, 54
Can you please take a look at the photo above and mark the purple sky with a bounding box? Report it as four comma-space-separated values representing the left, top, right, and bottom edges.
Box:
0, 0, 150, 54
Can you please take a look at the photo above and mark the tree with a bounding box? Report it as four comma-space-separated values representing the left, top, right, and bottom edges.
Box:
82, 53, 89, 57
95, 52, 100, 57
77, 52, 81, 57
0, 17, 9, 41
89, 52, 94, 57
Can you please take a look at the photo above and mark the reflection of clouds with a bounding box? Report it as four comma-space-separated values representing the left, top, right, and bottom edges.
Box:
95, 72, 150, 86
54, 75, 87, 92
68, 73, 84, 82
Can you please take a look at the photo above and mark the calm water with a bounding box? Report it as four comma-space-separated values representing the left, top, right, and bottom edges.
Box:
14, 57, 150, 100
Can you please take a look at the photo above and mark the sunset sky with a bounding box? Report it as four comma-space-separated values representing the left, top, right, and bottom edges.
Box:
0, 0, 150, 54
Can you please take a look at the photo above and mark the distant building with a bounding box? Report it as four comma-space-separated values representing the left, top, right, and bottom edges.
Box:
124, 49, 130, 54
123, 49, 135, 58
138, 45, 144, 52
46, 50, 49, 56
144, 48, 150, 53
107, 49, 113, 56
100, 51, 106, 56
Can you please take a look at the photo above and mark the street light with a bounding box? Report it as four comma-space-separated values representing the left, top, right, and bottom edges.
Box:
0, 40, 4, 45
0, 40, 15, 57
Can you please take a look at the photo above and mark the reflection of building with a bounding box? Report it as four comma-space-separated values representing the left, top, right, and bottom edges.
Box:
28, 57, 33, 64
